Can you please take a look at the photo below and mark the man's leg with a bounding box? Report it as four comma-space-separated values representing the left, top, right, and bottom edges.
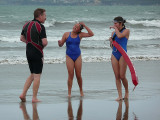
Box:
32, 74, 41, 103
19, 74, 34, 102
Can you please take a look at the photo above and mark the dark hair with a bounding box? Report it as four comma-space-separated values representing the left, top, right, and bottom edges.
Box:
34, 8, 46, 19
79, 24, 84, 30
77, 23, 84, 34
113, 16, 126, 27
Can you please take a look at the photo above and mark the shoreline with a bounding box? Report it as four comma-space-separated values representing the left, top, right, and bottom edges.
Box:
0, 57, 160, 65
0, 60, 159, 102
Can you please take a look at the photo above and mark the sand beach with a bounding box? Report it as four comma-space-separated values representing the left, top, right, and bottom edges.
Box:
0, 60, 160, 119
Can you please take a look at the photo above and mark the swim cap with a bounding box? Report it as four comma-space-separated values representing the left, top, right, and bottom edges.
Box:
113, 16, 126, 23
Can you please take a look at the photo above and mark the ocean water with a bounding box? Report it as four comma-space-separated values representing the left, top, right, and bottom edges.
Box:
0, 5, 160, 64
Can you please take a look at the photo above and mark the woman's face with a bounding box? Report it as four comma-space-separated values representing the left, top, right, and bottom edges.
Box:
114, 22, 122, 30
73, 23, 81, 33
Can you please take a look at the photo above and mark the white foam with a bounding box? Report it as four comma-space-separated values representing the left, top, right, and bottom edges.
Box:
0, 16, 5, 18
0, 56, 159, 65
44, 19, 56, 27
44, 19, 77, 28
128, 20, 160, 27
129, 55, 160, 61
0, 36, 20, 42
2, 22, 11, 24
129, 33, 160, 41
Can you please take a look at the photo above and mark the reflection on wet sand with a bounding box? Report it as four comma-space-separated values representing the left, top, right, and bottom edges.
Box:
116, 100, 129, 120
19, 102, 39, 120
133, 112, 139, 120
68, 98, 83, 120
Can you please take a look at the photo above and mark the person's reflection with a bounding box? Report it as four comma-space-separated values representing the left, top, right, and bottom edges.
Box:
32, 103, 39, 120
19, 102, 39, 120
133, 112, 138, 120
116, 100, 129, 120
20, 102, 31, 120
68, 98, 83, 120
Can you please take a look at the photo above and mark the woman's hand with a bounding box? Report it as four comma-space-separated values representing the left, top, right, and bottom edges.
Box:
79, 22, 85, 27
109, 37, 113, 48
58, 40, 62, 47
109, 37, 113, 42
110, 26, 118, 31
79, 22, 94, 38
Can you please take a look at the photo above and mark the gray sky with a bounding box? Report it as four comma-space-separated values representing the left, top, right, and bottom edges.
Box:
0, 0, 160, 5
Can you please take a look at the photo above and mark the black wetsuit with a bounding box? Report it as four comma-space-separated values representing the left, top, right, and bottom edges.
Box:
21, 19, 47, 74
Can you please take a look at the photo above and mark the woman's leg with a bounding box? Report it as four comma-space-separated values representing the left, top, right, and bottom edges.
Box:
119, 56, 129, 99
67, 98, 73, 120
75, 55, 84, 96
66, 56, 75, 97
111, 55, 122, 101
116, 101, 122, 120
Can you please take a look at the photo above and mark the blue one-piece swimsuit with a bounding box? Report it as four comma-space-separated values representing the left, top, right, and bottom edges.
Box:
66, 32, 81, 62
112, 30, 128, 61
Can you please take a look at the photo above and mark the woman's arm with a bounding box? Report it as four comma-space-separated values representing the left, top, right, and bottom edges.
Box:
79, 22, 94, 38
109, 31, 114, 48
110, 26, 130, 39
58, 32, 69, 47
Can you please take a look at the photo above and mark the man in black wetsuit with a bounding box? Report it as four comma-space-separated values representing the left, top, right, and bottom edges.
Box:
19, 8, 48, 103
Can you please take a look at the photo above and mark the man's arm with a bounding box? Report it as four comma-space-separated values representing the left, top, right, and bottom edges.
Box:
42, 38, 48, 47
20, 35, 26, 43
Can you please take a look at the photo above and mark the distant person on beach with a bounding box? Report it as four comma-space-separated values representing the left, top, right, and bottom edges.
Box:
109, 16, 130, 101
19, 8, 48, 103
58, 22, 94, 97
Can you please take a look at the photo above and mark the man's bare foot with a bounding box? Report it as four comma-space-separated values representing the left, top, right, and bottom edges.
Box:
80, 91, 84, 97
115, 97, 123, 101
19, 95, 26, 102
32, 98, 41, 103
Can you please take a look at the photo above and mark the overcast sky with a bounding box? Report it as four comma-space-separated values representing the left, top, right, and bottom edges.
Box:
0, 0, 160, 5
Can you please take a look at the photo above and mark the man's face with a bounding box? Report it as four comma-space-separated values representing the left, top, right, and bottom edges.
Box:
40, 12, 46, 23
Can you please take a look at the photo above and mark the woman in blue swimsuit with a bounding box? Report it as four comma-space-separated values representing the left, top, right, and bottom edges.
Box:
109, 16, 130, 101
58, 22, 94, 97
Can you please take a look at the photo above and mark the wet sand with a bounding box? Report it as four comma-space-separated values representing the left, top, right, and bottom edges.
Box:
0, 60, 160, 119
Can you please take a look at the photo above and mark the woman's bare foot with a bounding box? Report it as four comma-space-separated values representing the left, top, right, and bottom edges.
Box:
81, 92, 84, 97
124, 92, 129, 100
19, 95, 26, 102
68, 94, 71, 98
115, 97, 123, 101
32, 98, 41, 103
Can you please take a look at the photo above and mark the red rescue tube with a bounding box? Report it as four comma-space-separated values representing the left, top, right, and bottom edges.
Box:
112, 41, 138, 89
